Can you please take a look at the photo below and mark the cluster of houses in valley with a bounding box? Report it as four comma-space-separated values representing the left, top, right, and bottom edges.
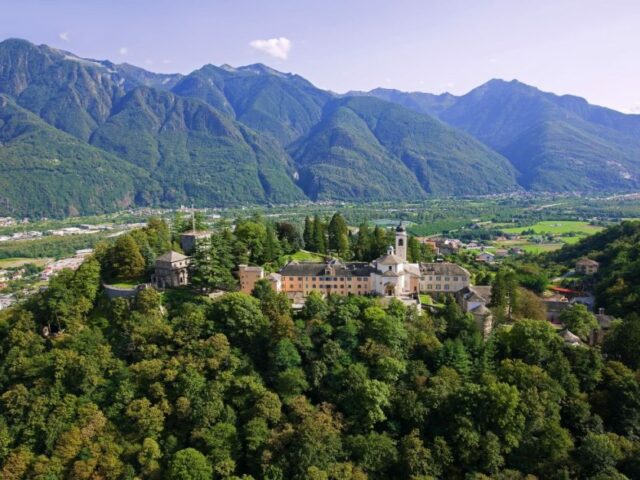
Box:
413, 236, 524, 263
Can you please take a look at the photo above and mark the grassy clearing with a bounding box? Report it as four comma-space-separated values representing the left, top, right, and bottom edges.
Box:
283, 250, 326, 262
419, 294, 433, 305
108, 278, 145, 288
0, 257, 52, 268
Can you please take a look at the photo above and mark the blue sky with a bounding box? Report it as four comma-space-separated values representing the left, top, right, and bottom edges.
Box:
1, 0, 639, 112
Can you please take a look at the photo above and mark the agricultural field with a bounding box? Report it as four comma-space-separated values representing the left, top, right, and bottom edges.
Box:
499, 220, 604, 236
0, 257, 51, 268
491, 220, 606, 254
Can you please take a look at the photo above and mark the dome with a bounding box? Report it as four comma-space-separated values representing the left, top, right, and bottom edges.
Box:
396, 223, 406, 232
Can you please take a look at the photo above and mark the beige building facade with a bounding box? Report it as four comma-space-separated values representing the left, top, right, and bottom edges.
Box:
152, 251, 189, 288
420, 263, 471, 293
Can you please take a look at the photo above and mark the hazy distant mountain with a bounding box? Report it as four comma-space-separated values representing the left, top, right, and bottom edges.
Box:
358, 88, 457, 116
115, 63, 183, 90
367, 79, 640, 191
1, 38, 640, 216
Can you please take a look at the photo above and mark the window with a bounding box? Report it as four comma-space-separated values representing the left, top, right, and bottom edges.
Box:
453, 276, 458, 281
436, 284, 441, 290
436, 276, 441, 281
389, 266, 392, 271
444, 284, 450, 290
398, 238, 404, 246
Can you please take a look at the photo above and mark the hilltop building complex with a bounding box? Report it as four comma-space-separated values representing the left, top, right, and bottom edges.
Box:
239, 225, 473, 301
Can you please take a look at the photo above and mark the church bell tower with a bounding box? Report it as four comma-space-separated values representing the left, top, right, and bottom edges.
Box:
395, 223, 407, 261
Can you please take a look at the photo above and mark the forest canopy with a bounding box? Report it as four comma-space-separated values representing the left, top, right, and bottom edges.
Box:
0, 220, 639, 479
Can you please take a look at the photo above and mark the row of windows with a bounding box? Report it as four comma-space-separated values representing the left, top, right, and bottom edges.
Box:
425, 275, 464, 281
425, 284, 450, 290
288, 276, 367, 282
284, 284, 366, 291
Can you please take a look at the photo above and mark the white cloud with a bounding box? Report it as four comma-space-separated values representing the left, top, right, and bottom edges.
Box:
162, 58, 172, 65
249, 37, 292, 60
58, 31, 70, 42
119, 47, 128, 55
446, 82, 455, 88
630, 103, 640, 114
145, 58, 154, 66
489, 57, 498, 63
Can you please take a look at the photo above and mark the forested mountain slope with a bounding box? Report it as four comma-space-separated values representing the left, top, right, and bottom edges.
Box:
0, 95, 159, 217
368, 80, 640, 192
2, 38, 640, 215
290, 96, 519, 199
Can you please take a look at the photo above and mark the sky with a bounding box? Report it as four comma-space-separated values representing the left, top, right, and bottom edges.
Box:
1, 0, 639, 113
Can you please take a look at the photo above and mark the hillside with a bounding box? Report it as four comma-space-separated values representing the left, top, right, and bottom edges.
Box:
550, 220, 640, 317
90, 86, 305, 205
2, 38, 640, 215
290, 96, 519, 199
172, 63, 333, 145
0, 95, 158, 217
1, 219, 639, 478
369, 80, 640, 192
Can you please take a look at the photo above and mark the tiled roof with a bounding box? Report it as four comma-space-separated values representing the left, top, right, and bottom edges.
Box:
576, 257, 599, 266
470, 304, 491, 315
279, 261, 376, 278
559, 328, 582, 345
180, 230, 211, 237
459, 285, 492, 305
420, 262, 470, 277
157, 251, 188, 263
376, 253, 404, 265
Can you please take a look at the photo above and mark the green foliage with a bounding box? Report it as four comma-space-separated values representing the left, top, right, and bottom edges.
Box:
168, 448, 213, 480
603, 314, 640, 370
189, 231, 237, 292
0, 222, 639, 478
559, 304, 599, 340
550, 221, 640, 318
3, 40, 640, 219
110, 235, 146, 280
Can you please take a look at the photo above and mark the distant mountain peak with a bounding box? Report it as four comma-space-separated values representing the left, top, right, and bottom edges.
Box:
237, 63, 289, 77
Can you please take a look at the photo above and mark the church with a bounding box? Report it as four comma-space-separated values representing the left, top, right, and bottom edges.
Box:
240, 225, 422, 298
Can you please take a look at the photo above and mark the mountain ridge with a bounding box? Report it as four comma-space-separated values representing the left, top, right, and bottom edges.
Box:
1, 38, 639, 216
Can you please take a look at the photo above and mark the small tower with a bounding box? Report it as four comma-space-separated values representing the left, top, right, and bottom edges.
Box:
395, 223, 407, 261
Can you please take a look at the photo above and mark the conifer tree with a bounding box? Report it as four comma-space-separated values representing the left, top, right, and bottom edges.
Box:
338, 232, 351, 259
313, 215, 326, 254
354, 222, 372, 261
190, 233, 236, 292
372, 226, 389, 259
328, 213, 348, 252
408, 236, 421, 262
263, 223, 283, 264
303, 216, 315, 251
111, 234, 145, 280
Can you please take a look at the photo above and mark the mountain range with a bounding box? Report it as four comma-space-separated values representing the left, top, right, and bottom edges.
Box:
1, 38, 639, 216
